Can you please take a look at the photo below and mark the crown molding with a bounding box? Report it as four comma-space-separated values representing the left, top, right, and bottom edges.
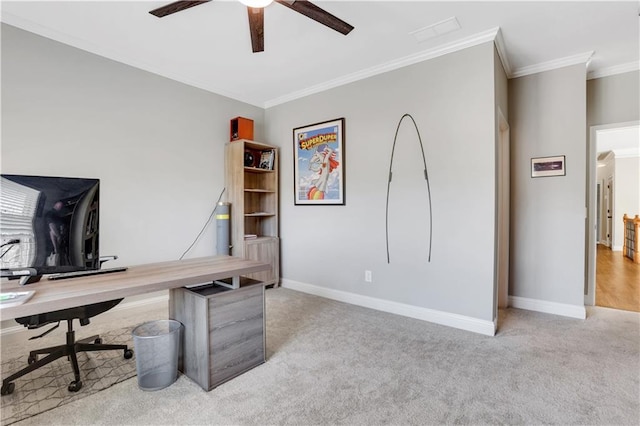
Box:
11, 6, 632, 110
587, 61, 640, 80
596, 150, 640, 165
510, 51, 594, 79
612, 149, 640, 159
598, 150, 615, 163
265, 27, 500, 108
493, 27, 512, 78
0, 12, 265, 108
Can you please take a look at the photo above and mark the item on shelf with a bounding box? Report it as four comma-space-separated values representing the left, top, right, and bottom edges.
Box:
230, 117, 254, 141
258, 149, 275, 170
244, 234, 258, 240
244, 150, 256, 167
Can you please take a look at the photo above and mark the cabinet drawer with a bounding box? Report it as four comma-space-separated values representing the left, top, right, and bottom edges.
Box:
209, 315, 265, 386
209, 287, 263, 329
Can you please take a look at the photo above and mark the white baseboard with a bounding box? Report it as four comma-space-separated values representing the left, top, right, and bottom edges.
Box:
281, 279, 496, 336
611, 245, 623, 252
509, 295, 586, 319
0, 295, 168, 338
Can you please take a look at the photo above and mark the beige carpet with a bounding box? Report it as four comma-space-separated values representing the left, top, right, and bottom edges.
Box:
1, 326, 136, 425
3, 288, 640, 425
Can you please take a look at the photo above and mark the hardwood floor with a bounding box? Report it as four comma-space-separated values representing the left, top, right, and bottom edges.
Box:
596, 244, 640, 312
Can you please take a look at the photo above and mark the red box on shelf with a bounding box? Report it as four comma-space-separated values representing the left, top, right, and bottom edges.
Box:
230, 117, 254, 141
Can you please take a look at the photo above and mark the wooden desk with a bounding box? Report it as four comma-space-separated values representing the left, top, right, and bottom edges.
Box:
0, 256, 270, 321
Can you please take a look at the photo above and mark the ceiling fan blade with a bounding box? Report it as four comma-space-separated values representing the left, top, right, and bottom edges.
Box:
149, 1, 211, 18
275, 0, 353, 35
247, 7, 265, 53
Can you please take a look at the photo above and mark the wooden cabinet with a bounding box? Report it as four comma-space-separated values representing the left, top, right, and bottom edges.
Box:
169, 281, 265, 391
225, 139, 279, 286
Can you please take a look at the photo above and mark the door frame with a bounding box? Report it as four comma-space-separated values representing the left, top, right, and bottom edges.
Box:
596, 180, 603, 243
605, 175, 614, 247
496, 108, 510, 311
586, 120, 639, 306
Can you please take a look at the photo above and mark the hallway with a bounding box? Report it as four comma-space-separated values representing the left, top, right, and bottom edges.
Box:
596, 244, 640, 312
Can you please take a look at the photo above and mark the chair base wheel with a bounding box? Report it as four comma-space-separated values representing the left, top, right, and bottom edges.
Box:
1, 382, 15, 395
124, 349, 133, 359
68, 380, 82, 392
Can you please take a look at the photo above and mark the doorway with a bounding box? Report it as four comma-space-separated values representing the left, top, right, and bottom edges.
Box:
586, 121, 640, 311
596, 181, 601, 242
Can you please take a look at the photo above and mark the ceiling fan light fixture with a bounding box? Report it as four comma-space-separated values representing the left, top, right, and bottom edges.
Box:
238, 0, 274, 8
150, 0, 354, 53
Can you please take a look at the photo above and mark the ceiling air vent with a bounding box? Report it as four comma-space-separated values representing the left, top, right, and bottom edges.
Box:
410, 16, 461, 43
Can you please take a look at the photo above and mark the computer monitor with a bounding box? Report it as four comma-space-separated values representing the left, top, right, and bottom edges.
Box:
0, 174, 100, 284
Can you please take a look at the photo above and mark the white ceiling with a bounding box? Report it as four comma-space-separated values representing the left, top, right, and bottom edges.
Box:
2, 1, 639, 108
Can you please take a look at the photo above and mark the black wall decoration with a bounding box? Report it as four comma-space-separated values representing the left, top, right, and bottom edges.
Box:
385, 114, 433, 263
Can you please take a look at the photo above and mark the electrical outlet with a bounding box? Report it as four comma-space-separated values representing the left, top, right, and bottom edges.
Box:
365, 270, 372, 282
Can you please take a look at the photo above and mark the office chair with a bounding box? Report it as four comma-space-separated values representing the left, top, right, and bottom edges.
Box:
1, 299, 133, 395
1, 257, 133, 396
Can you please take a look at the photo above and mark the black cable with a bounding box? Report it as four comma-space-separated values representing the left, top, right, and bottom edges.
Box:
0, 239, 20, 248
179, 187, 226, 260
0, 245, 15, 260
385, 114, 433, 263
0, 240, 20, 259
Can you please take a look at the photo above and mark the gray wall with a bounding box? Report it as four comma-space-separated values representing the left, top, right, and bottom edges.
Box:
587, 71, 640, 127
266, 42, 498, 322
1, 23, 264, 267
509, 64, 587, 306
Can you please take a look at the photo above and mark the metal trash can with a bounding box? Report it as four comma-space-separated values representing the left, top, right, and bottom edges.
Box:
131, 319, 182, 391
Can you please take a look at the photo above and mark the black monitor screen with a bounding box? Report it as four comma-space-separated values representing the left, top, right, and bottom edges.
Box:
1, 174, 100, 276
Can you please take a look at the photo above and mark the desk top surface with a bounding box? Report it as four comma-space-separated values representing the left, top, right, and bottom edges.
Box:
0, 255, 269, 321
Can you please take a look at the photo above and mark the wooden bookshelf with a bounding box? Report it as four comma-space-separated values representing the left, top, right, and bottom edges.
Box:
225, 139, 279, 286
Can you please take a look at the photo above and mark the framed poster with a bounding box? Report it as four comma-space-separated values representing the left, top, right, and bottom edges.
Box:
531, 155, 566, 178
293, 118, 345, 205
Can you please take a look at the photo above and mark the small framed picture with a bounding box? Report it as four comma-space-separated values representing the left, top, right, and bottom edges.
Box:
531, 155, 566, 178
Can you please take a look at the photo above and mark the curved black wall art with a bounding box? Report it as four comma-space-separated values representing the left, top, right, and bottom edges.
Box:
385, 114, 433, 263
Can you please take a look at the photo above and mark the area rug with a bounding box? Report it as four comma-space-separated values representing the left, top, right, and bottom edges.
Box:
0, 326, 136, 425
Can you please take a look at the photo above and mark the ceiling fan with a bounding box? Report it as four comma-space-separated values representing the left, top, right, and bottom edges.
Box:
149, 0, 354, 53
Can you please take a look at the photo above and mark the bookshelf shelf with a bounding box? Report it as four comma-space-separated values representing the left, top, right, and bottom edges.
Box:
244, 167, 275, 173
244, 189, 276, 193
